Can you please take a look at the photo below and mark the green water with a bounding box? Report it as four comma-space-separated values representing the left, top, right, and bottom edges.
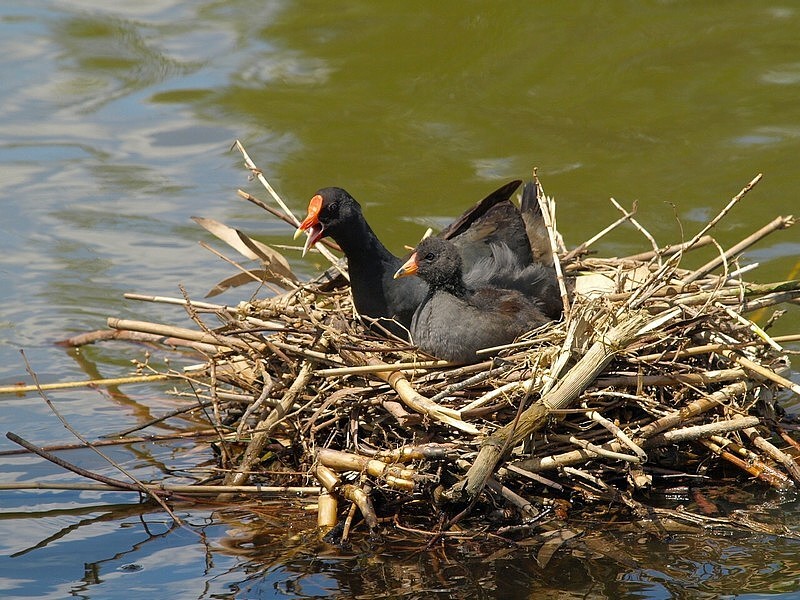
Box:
0, 2, 798, 598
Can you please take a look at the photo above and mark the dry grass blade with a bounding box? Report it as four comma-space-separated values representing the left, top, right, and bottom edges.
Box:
205, 270, 289, 298
192, 216, 297, 283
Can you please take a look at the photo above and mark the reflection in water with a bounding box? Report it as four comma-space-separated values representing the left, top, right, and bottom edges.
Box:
212, 499, 800, 599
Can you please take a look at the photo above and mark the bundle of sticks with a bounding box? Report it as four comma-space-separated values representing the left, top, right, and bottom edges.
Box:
12, 143, 799, 544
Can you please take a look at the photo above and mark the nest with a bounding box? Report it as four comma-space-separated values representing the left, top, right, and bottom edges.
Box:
14, 143, 800, 548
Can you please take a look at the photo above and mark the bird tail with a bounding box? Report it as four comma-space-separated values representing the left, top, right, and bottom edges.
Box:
520, 181, 554, 265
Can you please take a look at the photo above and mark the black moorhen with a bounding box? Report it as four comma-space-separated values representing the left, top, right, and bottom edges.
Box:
295, 181, 535, 336
393, 237, 552, 363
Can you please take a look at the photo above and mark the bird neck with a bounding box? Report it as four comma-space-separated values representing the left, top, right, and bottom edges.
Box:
434, 270, 468, 297
333, 217, 396, 264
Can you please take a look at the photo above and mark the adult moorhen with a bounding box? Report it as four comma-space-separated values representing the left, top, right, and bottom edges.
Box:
295, 181, 535, 336
393, 236, 553, 363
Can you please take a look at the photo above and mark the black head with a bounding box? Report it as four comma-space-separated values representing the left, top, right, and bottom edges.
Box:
396, 237, 465, 291
297, 187, 364, 252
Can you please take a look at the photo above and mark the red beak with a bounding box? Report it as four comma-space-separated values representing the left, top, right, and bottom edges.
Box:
295, 194, 325, 256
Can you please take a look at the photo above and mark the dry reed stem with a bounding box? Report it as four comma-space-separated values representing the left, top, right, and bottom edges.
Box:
723, 351, 800, 396
679, 173, 763, 257
223, 358, 317, 490
336, 348, 479, 434
513, 380, 753, 474
743, 427, 800, 484
622, 235, 715, 262
0, 481, 321, 496
234, 140, 345, 274
0, 373, 171, 396
682, 215, 795, 285
701, 437, 792, 490
535, 186, 571, 319
452, 311, 652, 502
317, 490, 338, 531
107, 317, 249, 352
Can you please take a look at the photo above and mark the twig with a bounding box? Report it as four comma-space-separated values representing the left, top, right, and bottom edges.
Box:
586, 410, 647, 462
450, 310, 651, 502
0, 429, 219, 456
0, 373, 170, 396
609, 198, 660, 263
223, 357, 318, 489
16, 351, 187, 528
0, 481, 320, 496
682, 215, 795, 285
315, 360, 452, 377
6, 432, 165, 495
677, 173, 763, 260
233, 140, 345, 272
236, 189, 342, 252
621, 235, 714, 262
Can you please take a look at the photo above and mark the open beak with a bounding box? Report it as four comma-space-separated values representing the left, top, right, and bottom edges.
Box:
393, 252, 419, 279
294, 194, 324, 256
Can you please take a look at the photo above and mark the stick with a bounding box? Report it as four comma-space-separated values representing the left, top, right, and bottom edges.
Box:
621, 235, 714, 262
222, 358, 317, 490
744, 427, 800, 484
632, 333, 800, 364
682, 215, 795, 285
107, 317, 255, 352
642, 416, 761, 447
315, 360, 452, 377
0, 373, 170, 396
701, 437, 792, 490
562, 204, 637, 262
236, 189, 342, 253
678, 173, 763, 260
513, 380, 752, 474
336, 348, 479, 434
233, 140, 345, 272
0, 429, 218, 456
609, 198, 660, 262
0, 481, 321, 496
723, 351, 800, 396
6, 432, 164, 495
449, 310, 651, 503
124, 292, 233, 312
593, 368, 747, 388
16, 352, 187, 528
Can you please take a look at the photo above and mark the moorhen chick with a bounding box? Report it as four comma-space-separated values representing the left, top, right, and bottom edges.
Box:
393, 236, 553, 363
295, 181, 535, 336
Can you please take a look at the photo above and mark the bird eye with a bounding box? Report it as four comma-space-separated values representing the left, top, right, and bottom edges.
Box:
424, 252, 435, 262
326, 201, 338, 214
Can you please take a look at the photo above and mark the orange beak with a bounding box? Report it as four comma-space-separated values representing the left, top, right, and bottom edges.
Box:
294, 194, 324, 256
393, 252, 419, 279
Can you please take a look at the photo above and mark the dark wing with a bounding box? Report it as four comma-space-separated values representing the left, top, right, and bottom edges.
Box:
520, 181, 554, 265
440, 180, 533, 268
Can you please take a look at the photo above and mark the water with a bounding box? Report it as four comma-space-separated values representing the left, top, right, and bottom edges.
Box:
1, 1, 799, 598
